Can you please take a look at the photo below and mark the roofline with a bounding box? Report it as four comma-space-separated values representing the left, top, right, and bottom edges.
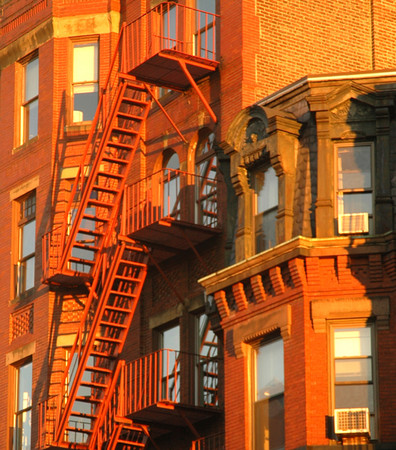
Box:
257, 69, 396, 106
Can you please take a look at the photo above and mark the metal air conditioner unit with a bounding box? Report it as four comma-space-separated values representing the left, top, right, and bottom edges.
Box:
338, 213, 369, 235
334, 408, 370, 435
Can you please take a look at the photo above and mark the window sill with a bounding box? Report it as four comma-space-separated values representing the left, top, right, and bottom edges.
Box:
12, 136, 39, 155
64, 123, 93, 137
10, 287, 35, 306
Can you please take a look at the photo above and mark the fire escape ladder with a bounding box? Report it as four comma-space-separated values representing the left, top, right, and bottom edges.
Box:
58, 76, 150, 278
53, 240, 148, 446
106, 419, 150, 450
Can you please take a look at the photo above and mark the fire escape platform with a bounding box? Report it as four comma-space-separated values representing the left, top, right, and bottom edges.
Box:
128, 402, 222, 438
128, 50, 218, 91
128, 218, 221, 262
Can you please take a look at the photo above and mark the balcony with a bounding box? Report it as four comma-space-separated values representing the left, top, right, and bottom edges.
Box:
123, 2, 219, 90
122, 168, 221, 261
122, 349, 222, 437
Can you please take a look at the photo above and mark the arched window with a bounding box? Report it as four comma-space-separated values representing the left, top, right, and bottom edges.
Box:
162, 150, 180, 219
195, 132, 217, 226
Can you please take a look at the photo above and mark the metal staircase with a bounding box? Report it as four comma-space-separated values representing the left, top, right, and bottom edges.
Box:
42, 29, 152, 449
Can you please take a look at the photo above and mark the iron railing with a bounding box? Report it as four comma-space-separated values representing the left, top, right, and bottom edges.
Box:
191, 432, 225, 450
122, 168, 219, 235
122, 1, 218, 73
122, 349, 221, 415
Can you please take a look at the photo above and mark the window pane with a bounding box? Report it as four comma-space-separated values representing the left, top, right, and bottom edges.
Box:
25, 58, 38, 101
338, 146, 371, 190
335, 384, 374, 411
334, 328, 371, 357
27, 98, 38, 139
18, 362, 32, 411
338, 192, 372, 215
25, 256, 35, 291
73, 43, 98, 82
335, 358, 372, 382
255, 166, 278, 214
255, 395, 285, 450
256, 339, 284, 400
162, 325, 180, 351
256, 207, 277, 252
73, 84, 98, 122
22, 220, 36, 258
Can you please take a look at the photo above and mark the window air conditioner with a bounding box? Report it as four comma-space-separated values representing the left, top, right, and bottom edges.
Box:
338, 213, 369, 234
334, 408, 370, 435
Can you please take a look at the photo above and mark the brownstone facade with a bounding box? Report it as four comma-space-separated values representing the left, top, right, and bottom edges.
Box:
1, 1, 396, 449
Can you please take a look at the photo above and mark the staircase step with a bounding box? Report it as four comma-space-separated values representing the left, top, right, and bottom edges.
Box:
75, 395, 102, 404
105, 305, 130, 313
70, 411, 96, 419
80, 380, 108, 389
85, 365, 113, 374
97, 170, 124, 179
118, 439, 145, 447
91, 350, 117, 358
112, 126, 139, 137
87, 198, 116, 208
83, 213, 110, 223
68, 257, 95, 266
100, 320, 129, 329
66, 426, 93, 434
102, 155, 129, 165
95, 336, 123, 344
78, 227, 105, 237
107, 140, 134, 151
109, 290, 138, 298
117, 111, 144, 122
73, 242, 100, 252
121, 97, 149, 107
92, 184, 121, 194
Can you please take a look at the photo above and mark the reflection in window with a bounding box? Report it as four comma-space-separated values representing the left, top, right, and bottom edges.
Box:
337, 145, 373, 234
162, 152, 180, 219
72, 42, 98, 122
15, 192, 36, 297
162, 3, 176, 49
195, 0, 216, 58
21, 56, 38, 144
333, 326, 376, 438
14, 360, 32, 450
159, 324, 180, 402
255, 339, 284, 450
195, 133, 217, 226
197, 313, 218, 406
252, 166, 278, 252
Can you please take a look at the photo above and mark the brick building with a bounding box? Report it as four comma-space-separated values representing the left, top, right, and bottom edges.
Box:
1, 0, 396, 449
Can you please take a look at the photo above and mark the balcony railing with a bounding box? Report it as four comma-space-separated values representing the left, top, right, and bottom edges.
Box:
123, 168, 219, 236
191, 432, 225, 450
122, 349, 220, 415
122, 2, 218, 75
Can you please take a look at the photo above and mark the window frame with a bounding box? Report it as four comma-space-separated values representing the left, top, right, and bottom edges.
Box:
329, 321, 378, 439
252, 334, 285, 450
70, 37, 99, 124
335, 142, 374, 235
19, 53, 39, 146
13, 357, 33, 450
14, 191, 36, 298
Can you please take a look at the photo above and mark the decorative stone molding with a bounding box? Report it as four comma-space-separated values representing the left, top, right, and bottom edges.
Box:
232, 304, 292, 358
311, 296, 390, 333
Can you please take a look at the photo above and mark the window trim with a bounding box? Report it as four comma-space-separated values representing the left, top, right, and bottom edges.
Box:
334, 142, 375, 235
328, 320, 378, 440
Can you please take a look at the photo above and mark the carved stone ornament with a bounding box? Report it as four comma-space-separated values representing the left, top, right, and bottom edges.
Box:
330, 99, 375, 123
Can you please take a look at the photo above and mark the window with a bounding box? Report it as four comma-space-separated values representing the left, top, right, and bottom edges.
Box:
14, 359, 32, 450
195, 132, 218, 227
161, 3, 176, 50
195, 0, 216, 58
72, 42, 98, 122
252, 166, 278, 252
332, 325, 377, 438
162, 151, 180, 219
159, 323, 180, 402
336, 144, 373, 234
15, 192, 36, 297
197, 312, 218, 406
20, 56, 38, 144
254, 338, 285, 450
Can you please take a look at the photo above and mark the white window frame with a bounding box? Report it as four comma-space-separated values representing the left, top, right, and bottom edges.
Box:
20, 55, 39, 145
329, 321, 378, 439
335, 143, 374, 235
71, 39, 99, 123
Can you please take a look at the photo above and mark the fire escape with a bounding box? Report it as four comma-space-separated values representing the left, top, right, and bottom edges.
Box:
40, 2, 220, 449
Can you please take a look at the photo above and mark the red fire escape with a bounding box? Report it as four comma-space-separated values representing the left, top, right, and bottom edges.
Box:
40, 2, 220, 449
